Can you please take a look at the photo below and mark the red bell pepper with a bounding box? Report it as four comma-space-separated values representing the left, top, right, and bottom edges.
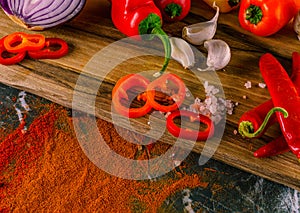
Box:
166, 110, 214, 141
3, 32, 45, 53
238, 0, 298, 36
110, 0, 171, 74
28, 38, 68, 60
146, 73, 186, 112
0, 36, 26, 65
259, 53, 300, 160
153, 0, 191, 22
112, 74, 152, 118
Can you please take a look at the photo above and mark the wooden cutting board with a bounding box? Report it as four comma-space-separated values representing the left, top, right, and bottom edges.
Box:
1, 0, 300, 190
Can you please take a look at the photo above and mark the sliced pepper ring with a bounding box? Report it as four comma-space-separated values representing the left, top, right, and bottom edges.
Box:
0, 36, 26, 65
112, 74, 152, 118
3, 32, 45, 53
166, 110, 214, 141
146, 73, 186, 112
28, 38, 69, 59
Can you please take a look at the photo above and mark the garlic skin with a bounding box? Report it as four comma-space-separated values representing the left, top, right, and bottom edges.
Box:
170, 37, 195, 69
198, 39, 231, 71
294, 11, 300, 41
182, 3, 219, 45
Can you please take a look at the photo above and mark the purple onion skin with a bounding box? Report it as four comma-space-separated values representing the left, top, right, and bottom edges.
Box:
0, 0, 12, 15
0, 0, 86, 30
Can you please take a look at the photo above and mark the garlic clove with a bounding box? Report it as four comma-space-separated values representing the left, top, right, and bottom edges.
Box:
294, 11, 300, 41
198, 39, 231, 71
182, 2, 219, 45
170, 37, 195, 69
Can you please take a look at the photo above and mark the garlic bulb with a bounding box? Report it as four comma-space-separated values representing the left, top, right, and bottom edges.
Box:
182, 2, 219, 45
294, 11, 300, 41
170, 37, 195, 69
198, 39, 231, 71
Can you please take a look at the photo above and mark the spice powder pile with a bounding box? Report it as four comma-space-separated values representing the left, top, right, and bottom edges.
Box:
0, 103, 207, 212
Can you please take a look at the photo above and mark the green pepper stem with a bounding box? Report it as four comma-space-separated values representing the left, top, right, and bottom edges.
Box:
165, 3, 182, 19
245, 4, 263, 25
151, 27, 171, 75
238, 107, 288, 138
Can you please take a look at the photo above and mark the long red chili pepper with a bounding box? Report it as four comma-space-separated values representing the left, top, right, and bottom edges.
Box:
253, 52, 300, 158
238, 0, 298, 36
258, 53, 300, 160
154, 0, 191, 22
110, 0, 171, 74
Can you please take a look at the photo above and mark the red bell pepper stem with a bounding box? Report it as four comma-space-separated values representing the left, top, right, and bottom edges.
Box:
146, 73, 186, 112
0, 36, 25, 65
154, 0, 191, 22
238, 0, 298, 36
28, 38, 68, 60
253, 135, 290, 158
3, 32, 45, 53
259, 53, 300, 160
112, 74, 152, 118
166, 110, 214, 141
110, 0, 171, 74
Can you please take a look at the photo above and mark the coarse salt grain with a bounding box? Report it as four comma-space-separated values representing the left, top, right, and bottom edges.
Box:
244, 81, 251, 89
258, 82, 266, 88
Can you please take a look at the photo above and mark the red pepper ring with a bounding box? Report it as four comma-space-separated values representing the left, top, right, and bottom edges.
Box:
3, 32, 45, 53
28, 38, 69, 60
146, 73, 186, 112
112, 74, 152, 118
0, 36, 26, 65
166, 110, 215, 141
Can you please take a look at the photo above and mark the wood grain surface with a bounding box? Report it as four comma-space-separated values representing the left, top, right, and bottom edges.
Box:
1, 0, 300, 190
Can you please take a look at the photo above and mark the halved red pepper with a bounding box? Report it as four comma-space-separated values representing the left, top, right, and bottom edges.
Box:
146, 73, 186, 112
0, 36, 26, 65
3, 32, 45, 53
112, 74, 152, 118
154, 0, 191, 22
28, 38, 68, 59
166, 110, 214, 141
238, 0, 298, 36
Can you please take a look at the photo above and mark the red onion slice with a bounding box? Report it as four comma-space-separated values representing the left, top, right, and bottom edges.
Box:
0, 0, 86, 30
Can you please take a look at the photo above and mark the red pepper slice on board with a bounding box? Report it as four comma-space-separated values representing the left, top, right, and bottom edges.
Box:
154, 0, 191, 22
258, 53, 300, 160
166, 110, 214, 141
3, 32, 45, 53
112, 74, 152, 118
110, 0, 171, 74
146, 73, 186, 112
0, 36, 26, 65
28, 38, 68, 59
238, 0, 298, 36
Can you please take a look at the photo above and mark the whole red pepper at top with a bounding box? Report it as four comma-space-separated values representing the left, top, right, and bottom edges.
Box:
259, 53, 300, 160
110, 0, 171, 74
154, 0, 191, 22
238, 0, 298, 36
